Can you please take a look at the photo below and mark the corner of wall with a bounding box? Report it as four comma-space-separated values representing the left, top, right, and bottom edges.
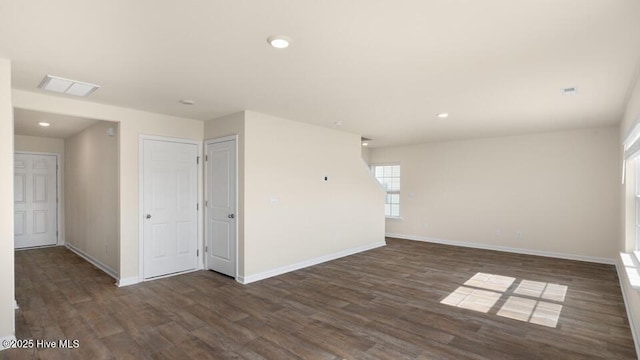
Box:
0, 57, 15, 341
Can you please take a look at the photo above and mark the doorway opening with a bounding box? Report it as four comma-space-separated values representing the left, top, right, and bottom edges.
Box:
13, 108, 120, 279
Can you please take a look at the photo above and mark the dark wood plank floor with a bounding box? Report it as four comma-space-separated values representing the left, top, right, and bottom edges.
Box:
3, 238, 635, 359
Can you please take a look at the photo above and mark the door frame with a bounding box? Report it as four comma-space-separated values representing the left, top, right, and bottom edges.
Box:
204, 135, 239, 279
138, 134, 203, 281
14, 151, 62, 249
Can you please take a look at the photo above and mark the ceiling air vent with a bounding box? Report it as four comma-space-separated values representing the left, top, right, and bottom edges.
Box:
38, 75, 100, 97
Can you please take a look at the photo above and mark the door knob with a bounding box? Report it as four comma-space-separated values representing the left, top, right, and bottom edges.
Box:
228, 214, 235, 219
146, 214, 152, 219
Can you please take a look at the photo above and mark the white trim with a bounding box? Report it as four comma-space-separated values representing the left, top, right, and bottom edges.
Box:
65, 243, 118, 280
118, 269, 200, 287
138, 137, 143, 279
615, 261, 640, 358
116, 276, 141, 287
14, 151, 63, 247
197, 140, 204, 272
138, 135, 203, 281
14, 244, 58, 251
144, 268, 200, 281
620, 252, 640, 290
386, 233, 616, 265
204, 135, 240, 279
206, 134, 237, 144
625, 121, 640, 159
13, 300, 18, 310
238, 241, 387, 285
0, 335, 17, 351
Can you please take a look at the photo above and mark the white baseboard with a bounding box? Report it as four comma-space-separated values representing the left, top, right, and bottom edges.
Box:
615, 261, 640, 358
386, 233, 615, 265
117, 276, 141, 287
65, 243, 118, 279
239, 241, 387, 285
0, 335, 17, 351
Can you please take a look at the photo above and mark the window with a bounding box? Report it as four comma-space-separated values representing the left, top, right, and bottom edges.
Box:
372, 164, 400, 217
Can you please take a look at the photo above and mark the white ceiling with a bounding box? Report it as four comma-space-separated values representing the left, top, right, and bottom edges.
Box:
14, 108, 99, 138
1, 1, 639, 147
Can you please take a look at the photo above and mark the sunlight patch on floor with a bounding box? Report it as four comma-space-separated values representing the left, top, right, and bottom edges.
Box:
514, 280, 568, 302
497, 296, 563, 327
464, 272, 515, 292
441, 272, 568, 328
440, 286, 501, 313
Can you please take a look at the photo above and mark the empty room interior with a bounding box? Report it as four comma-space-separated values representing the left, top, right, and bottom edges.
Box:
2, 1, 640, 359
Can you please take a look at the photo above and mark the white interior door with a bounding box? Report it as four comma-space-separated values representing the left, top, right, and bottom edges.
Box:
143, 139, 198, 279
14, 153, 58, 249
206, 139, 236, 277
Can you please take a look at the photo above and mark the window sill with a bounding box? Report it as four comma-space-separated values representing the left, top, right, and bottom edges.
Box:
385, 216, 403, 220
620, 252, 640, 290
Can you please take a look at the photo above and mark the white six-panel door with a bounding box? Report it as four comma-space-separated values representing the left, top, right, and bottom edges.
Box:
206, 138, 237, 277
14, 153, 58, 249
142, 139, 198, 279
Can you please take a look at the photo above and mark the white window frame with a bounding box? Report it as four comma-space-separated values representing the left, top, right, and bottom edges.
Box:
636, 159, 640, 251
371, 163, 402, 219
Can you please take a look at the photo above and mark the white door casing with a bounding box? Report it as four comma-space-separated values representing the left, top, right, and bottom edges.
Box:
14, 153, 58, 249
206, 138, 237, 277
142, 138, 198, 279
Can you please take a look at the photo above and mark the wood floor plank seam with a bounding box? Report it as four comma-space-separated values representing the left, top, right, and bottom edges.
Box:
3, 238, 635, 359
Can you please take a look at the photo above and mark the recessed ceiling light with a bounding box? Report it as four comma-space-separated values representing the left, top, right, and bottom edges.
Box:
38, 75, 100, 97
333, 120, 343, 126
38, 122, 50, 127
179, 99, 195, 105
563, 87, 578, 95
267, 35, 292, 49
437, 113, 449, 118
362, 142, 369, 147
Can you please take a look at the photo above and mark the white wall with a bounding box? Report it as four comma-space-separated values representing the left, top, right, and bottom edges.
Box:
0, 58, 14, 343
243, 111, 386, 277
14, 135, 65, 244
65, 122, 118, 274
361, 146, 371, 164
205, 111, 385, 280
370, 126, 620, 261
12, 90, 204, 282
204, 112, 246, 276
619, 72, 640, 351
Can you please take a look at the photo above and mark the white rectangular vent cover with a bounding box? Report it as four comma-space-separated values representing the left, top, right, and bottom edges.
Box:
38, 75, 100, 97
